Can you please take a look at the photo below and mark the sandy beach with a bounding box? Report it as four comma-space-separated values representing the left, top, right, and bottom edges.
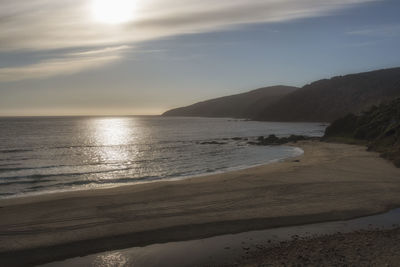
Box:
1, 140, 400, 266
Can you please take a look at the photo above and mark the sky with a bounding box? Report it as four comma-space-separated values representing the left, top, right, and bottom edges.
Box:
0, 0, 400, 116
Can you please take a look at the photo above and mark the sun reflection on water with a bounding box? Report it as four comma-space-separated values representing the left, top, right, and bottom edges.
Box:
85, 118, 140, 183
92, 252, 129, 267
92, 118, 133, 146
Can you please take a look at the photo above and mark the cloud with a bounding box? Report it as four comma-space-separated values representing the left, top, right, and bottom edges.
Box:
347, 24, 400, 37
0, 0, 378, 52
0, 0, 377, 81
0, 46, 129, 82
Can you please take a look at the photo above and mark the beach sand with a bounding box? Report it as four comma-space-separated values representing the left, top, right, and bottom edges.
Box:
1, 141, 400, 266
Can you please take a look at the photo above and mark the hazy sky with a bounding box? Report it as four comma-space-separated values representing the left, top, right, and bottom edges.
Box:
0, 0, 400, 116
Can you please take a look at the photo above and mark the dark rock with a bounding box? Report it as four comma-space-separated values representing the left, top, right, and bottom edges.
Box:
249, 134, 314, 146
247, 141, 259, 145
199, 141, 226, 145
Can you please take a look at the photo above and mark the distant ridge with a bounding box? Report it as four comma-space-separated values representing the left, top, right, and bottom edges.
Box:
163, 67, 400, 122
162, 85, 298, 118
256, 67, 400, 122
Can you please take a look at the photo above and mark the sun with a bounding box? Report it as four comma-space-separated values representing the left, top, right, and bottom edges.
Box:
91, 0, 135, 24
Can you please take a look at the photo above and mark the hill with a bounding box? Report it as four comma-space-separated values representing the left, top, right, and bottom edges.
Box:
323, 98, 400, 167
255, 68, 400, 122
162, 85, 298, 118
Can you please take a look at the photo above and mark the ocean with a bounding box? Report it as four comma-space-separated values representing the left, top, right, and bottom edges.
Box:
0, 116, 326, 198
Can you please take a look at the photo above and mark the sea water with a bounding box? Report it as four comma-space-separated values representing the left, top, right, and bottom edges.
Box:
0, 116, 326, 198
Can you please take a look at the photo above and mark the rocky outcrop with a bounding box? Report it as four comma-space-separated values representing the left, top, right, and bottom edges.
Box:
324, 98, 400, 167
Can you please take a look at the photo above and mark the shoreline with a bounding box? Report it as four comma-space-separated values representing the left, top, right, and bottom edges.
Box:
1, 140, 400, 265
0, 145, 304, 202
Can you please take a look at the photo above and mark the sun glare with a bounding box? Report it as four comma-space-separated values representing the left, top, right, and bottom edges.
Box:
92, 0, 135, 24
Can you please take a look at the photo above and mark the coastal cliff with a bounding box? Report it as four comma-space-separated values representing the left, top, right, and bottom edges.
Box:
324, 98, 400, 167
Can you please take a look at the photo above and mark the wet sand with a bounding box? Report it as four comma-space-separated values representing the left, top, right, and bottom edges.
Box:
1, 141, 400, 266
38, 209, 400, 267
